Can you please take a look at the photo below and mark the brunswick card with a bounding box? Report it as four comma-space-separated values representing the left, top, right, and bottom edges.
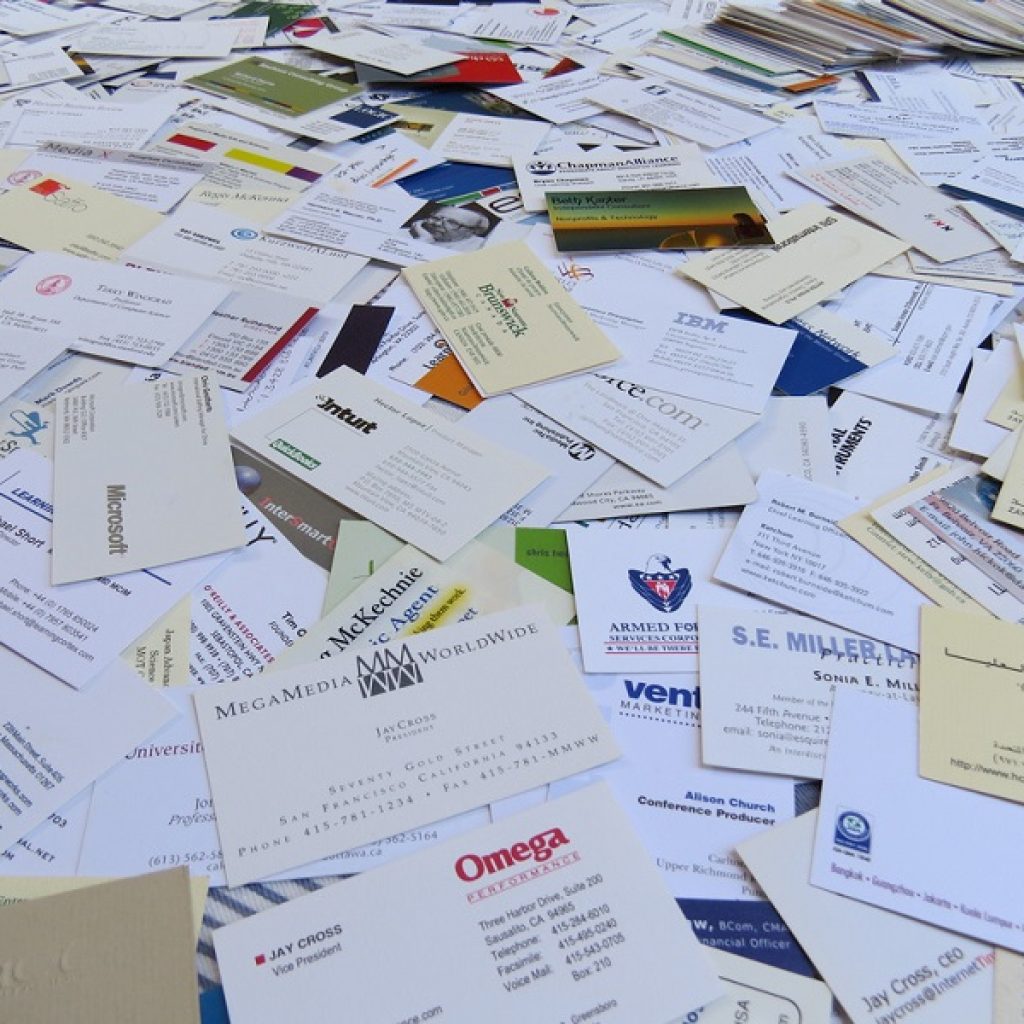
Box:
403, 240, 619, 395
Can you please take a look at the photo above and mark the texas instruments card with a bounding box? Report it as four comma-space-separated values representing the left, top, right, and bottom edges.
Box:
213, 783, 722, 1024
193, 608, 620, 884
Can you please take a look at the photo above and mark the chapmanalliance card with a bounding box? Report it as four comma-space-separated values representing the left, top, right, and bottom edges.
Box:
193, 608, 620, 885
213, 783, 723, 1024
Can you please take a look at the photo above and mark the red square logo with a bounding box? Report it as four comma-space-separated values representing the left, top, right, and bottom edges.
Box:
30, 179, 64, 197
254, 954, 266, 966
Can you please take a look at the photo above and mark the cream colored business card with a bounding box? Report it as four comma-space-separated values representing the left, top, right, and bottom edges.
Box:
403, 240, 619, 394
994, 427, 1024, 529
0, 172, 162, 260
679, 204, 909, 323
0, 875, 208, 941
920, 606, 1024, 803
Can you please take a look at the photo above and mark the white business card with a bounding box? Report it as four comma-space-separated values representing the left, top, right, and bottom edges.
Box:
739, 812, 995, 1024
0, 252, 231, 367
77, 688, 487, 885
193, 608, 620, 884
520, 370, 758, 488
231, 366, 547, 561
620, 307, 795, 415
811, 688, 1024, 953
52, 374, 244, 583
714, 471, 928, 651
567, 525, 758, 673
213, 783, 722, 1024
0, 645, 173, 853
549, 664, 794, 899
698, 605, 918, 778
0, 450, 228, 688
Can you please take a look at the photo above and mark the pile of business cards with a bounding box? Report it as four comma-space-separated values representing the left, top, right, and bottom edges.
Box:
1, 0, 1024, 1021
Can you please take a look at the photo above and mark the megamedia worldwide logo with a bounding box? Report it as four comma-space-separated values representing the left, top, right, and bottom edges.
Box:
628, 554, 691, 613
355, 644, 423, 698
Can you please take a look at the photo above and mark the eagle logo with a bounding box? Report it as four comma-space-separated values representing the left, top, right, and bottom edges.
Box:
628, 554, 691, 613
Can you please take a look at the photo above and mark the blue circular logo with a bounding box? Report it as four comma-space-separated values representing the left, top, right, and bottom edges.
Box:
836, 811, 870, 845
231, 228, 259, 240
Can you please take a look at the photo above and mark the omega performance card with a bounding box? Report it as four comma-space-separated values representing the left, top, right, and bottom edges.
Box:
213, 783, 722, 1024
193, 607, 620, 885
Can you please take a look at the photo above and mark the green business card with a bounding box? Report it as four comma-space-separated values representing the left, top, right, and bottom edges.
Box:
188, 56, 358, 117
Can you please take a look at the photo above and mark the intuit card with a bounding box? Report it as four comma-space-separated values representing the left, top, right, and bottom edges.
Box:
231, 366, 547, 560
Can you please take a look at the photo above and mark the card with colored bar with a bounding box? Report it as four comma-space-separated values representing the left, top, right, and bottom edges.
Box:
546, 186, 773, 252
148, 122, 338, 193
